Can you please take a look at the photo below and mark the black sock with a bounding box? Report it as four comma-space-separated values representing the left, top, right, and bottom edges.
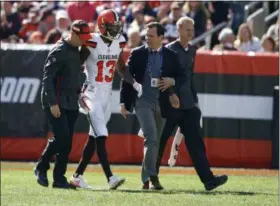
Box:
75, 135, 96, 176
96, 136, 113, 182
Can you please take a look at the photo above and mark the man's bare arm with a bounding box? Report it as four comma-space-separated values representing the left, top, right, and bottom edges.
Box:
115, 51, 135, 85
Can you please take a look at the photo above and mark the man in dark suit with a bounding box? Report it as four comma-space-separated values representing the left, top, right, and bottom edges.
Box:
120, 22, 184, 190
156, 16, 228, 191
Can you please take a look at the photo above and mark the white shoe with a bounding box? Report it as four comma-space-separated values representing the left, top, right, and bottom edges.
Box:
70, 175, 93, 190
108, 175, 125, 190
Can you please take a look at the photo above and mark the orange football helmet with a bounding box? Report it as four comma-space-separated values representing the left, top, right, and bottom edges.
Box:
97, 9, 122, 40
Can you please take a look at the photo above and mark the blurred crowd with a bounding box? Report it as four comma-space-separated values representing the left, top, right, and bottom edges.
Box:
1, 1, 279, 52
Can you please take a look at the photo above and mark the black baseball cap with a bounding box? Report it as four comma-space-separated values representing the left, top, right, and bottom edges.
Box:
71, 20, 92, 41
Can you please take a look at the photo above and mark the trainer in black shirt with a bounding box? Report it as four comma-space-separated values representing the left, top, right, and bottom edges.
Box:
34, 20, 92, 189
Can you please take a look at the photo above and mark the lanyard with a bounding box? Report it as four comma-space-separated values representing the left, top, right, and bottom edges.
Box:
147, 51, 163, 77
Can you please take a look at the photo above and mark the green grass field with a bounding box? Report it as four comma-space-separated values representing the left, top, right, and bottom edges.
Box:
1, 162, 278, 206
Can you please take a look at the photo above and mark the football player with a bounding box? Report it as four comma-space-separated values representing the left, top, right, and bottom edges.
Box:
70, 9, 142, 190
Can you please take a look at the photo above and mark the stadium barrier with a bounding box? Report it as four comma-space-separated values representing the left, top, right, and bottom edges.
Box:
0, 43, 279, 168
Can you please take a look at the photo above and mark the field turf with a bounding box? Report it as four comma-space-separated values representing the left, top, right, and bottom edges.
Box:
1, 162, 278, 206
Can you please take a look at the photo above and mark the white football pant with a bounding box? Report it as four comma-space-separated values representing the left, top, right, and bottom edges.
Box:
83, 84, 112, 137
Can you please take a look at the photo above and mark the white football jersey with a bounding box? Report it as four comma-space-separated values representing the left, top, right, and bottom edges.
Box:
84, 33, 126, 88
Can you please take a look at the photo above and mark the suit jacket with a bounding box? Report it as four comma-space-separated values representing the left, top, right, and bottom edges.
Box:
120, 45, 185, 118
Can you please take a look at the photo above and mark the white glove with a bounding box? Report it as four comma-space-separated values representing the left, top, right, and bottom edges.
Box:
133, 82, 143, 97
78, 93, 90, 115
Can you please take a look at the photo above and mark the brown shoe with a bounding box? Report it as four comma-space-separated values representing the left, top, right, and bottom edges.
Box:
142, 181, 149, 190
150, 176, 164, 190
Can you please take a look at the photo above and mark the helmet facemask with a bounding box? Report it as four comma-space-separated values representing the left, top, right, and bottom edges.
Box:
102, 21, 122, 41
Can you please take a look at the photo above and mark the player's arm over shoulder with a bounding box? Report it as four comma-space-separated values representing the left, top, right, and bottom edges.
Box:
79, 33, 96, 64
116, 35, 128, 68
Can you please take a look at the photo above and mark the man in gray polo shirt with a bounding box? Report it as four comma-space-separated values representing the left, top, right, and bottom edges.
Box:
156, 16, 228, 191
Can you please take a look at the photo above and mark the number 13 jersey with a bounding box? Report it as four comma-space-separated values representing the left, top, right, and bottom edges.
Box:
82, 33, 126, 137
84, 33, 126, 89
